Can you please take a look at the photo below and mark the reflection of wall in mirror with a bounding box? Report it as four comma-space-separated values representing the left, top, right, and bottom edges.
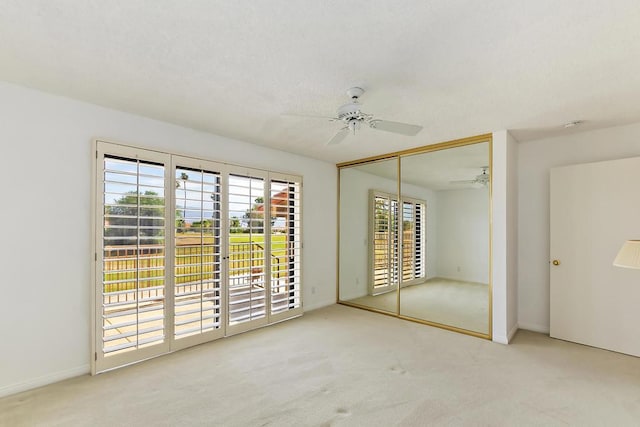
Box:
339, 168, 370, 300
339, 167, 438, 300
435, 187, 489, 284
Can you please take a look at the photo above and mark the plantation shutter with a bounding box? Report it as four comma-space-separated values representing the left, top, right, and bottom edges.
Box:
415, 202, 424, 278
370, 191, 426, 295
402, 201, 416, 282
390, 199, 400, 288
227, 173, 267, 330
372, 194, 392, 294
174, 165, 223, 341
400, 199, 425, 283
269, 176, 303, 319
97, 145, 172, 372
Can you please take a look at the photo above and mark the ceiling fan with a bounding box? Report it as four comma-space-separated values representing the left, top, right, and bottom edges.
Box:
450, 167, 490, 187
291, 87, 423, 145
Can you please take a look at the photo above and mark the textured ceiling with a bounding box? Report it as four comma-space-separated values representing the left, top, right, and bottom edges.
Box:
2, 1, 640, 164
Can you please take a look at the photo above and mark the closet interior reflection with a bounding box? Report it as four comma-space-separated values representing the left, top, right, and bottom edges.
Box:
338, 136, 491, 338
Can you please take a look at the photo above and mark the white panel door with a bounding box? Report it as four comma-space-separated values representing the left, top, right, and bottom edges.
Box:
550, 156, 640, 356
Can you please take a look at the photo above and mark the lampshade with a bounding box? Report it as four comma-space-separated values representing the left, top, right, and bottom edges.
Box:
613, 240, 640, 269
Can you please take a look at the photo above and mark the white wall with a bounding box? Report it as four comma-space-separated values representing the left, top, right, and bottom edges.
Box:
435, 188, 489, 284
339, 168, 438, 300
491, 130, 518, 344
518, 122, 640, 333
506, 132, 519, 340
0, 81, 337, 397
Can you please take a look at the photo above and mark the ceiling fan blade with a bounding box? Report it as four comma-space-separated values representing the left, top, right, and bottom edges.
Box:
282, 113, 339, 122
449, 180, 476, 184
326, 129, 349, 145
370, 120, 422, 136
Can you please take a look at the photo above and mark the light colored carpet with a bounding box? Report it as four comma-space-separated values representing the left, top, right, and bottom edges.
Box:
2, 304, 640, 426
348, 278, 489, 334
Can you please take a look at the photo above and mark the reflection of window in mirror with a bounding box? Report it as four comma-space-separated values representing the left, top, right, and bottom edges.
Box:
369, 190, 426, 296
401, 199, 425, 284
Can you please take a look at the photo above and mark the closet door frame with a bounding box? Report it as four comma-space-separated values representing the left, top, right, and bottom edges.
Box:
337, 133, 493, 341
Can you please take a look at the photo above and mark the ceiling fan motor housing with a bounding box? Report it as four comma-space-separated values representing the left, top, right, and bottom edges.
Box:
337, 109, 373, 131
337, 87, 371, 125
337, 102, 360, 118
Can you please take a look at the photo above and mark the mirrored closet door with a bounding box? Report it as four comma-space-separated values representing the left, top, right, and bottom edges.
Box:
339, 157, 399, 314
337, 135, 492, 339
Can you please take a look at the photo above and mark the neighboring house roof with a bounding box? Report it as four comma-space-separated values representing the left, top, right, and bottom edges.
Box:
255, 190, 290, 217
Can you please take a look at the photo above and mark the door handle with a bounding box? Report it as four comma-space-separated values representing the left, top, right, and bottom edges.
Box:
552, 259, 560, 266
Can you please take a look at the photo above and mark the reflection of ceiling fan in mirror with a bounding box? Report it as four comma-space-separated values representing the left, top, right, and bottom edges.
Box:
288, 87, 423, 145
450, 167, 490, 187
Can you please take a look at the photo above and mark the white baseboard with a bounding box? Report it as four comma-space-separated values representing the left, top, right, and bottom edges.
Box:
0, 364, 90, 398
492, 334, 508, 344
492, 323, 520, 345
507, 323, 519, 343
518, 322, 549, 334
303, 299, 335, 312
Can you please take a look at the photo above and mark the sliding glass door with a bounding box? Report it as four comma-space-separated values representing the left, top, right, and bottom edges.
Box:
269, 175, 302, 321
225, 172, 303, 334
94, 141, 303, 373
172, 156, 225, 350
97, 145, 171, 371
227, 172, 268, 335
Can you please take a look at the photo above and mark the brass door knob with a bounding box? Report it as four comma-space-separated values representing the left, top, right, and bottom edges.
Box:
552, 260, 560, 266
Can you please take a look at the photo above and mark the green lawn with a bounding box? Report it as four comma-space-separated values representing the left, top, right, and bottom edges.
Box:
103, 233, 289, 293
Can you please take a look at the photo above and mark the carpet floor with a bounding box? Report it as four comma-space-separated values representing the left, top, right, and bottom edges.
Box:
1, 304, 639, 426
